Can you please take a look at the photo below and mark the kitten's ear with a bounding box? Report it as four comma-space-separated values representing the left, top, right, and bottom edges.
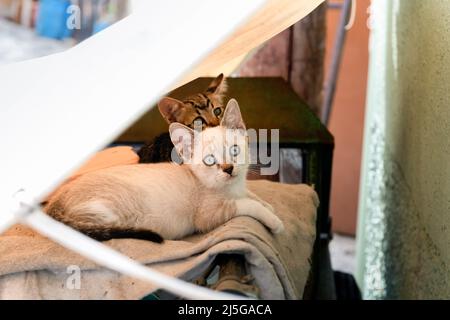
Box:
220, 99, 246, 131
158, 97, 184, 124
206, 73, 227, 96
169, 123, 195, 161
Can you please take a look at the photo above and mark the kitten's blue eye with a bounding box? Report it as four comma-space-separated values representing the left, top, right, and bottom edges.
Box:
229, 145, 240, 157
203, 154, 216, 166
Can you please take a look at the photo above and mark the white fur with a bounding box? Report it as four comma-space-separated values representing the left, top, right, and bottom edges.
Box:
46, 99, 284, 240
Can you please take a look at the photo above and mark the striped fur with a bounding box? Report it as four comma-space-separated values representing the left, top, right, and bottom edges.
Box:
138, 74, 227, 163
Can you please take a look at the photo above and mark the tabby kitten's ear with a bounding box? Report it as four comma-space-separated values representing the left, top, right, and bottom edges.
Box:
158, 97, 184, 124
169, 123, 195, 162
220, 99, 246, 131
206, 73, 227, 97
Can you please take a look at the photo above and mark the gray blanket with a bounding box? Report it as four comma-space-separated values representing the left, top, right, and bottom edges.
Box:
0, 180, 318, 299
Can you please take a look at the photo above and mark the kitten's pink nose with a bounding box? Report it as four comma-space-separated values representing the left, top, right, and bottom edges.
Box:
221, 164, 234, 175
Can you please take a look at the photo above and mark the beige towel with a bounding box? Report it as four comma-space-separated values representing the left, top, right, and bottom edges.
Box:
0, 180, 318, 300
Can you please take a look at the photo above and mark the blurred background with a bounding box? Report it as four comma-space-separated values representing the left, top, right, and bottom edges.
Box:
0, 0, 129, 65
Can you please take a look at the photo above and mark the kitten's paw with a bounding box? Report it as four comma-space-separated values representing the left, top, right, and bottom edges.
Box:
269, 216, 285, 234
235, 198, 283, 234
246, 191, 274, 213
262, 201, 274, 213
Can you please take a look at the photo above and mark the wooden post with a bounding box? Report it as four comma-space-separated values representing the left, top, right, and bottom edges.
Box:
289, 2, 327, 116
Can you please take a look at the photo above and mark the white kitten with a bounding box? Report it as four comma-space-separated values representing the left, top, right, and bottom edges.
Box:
45, 99, 284, 241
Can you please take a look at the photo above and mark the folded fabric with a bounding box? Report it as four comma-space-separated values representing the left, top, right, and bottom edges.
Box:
0, 180, 318, 300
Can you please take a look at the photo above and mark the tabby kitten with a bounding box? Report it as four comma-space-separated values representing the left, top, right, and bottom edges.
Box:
44, 99, 283, 242
138, 73, 227, 163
